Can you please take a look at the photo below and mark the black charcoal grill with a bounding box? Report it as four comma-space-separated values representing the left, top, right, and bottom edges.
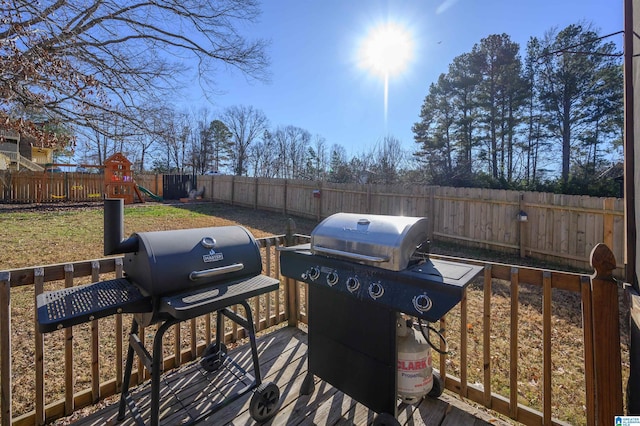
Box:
279, 212, 482, 424
36, 199, 281, 425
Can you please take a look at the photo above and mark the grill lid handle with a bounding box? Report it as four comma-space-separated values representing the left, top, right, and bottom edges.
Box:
312, 246, 389, 263
189, 263, 244, 281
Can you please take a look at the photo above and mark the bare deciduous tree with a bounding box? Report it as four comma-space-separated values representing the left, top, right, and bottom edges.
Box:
0, 0, 269, 146
222, 105, 268, 176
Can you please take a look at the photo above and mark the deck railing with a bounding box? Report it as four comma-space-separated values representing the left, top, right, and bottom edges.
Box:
0, 235, 625, 425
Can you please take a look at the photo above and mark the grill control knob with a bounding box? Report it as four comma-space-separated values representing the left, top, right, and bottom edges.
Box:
368, 282, 384, 299
326, 271, 339, 286
412, 293, 433, 313
308, 267, 320, 281
346, 277, 360, 293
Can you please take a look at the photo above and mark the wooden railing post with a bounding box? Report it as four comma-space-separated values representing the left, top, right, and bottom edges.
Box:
34, 268, 45, 425
64, 264, 75, 415
629, 287, 640, 415
589, 243, 623, 424
0, 272, 11, 426
284, 218, 299, 327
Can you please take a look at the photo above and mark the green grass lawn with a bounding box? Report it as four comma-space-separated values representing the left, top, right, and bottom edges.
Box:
0, 202, 317, 270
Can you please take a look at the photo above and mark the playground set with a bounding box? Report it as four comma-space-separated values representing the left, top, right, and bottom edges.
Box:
103, 152, 145, 204
41, 152, 161, 203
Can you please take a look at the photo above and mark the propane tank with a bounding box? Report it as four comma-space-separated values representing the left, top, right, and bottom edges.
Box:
397, 315, 433, 404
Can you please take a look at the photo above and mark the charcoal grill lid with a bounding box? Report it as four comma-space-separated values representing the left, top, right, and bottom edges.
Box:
160, 275, 280, 320
36, 278, 151, 333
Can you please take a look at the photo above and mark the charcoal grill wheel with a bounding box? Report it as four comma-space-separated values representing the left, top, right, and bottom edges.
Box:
200, 342, 227, 372
428, 371, 444, 398
249, 382, 280, 422
372, 412, 400, 426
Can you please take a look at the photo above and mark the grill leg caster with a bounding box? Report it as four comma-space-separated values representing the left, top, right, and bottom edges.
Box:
372, 412, 401, 426
300, 372, 315, 395
428, 371, 444, 398
249, 382, 281, 422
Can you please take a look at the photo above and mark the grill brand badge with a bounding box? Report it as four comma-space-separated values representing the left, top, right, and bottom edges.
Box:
203, 248, 224, 263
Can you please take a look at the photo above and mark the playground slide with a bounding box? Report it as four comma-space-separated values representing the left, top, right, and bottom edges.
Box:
137, 185, 163, 202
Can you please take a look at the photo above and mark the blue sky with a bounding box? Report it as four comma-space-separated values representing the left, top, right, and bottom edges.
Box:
178, 0, 623, 158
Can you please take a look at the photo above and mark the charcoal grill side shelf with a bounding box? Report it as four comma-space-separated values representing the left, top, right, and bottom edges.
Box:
36, 278, 151, 333
117, 275, 280, 426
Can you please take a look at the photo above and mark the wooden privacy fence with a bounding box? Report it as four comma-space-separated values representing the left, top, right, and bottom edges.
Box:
0, 172, 104, 203
199, 176, 625, 275
0, 172, 162, 203
0, 235, 287, 426
0, 171, 625, 274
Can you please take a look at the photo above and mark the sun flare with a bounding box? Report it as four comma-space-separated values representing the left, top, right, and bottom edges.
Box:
359, 22, 414, 77
357, 21, 415, 127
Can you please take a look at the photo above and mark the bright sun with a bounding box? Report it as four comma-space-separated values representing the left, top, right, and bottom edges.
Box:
357, 22, 414, 125
359, 22, 414, 78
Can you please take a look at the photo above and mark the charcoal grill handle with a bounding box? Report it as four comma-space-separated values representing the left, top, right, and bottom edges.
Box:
189, 263, 244, 281
312, 246, 389, 263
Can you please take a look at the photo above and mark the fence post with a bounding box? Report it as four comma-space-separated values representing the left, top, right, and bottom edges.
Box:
589, 243, 623, 424
254, 177, 259, 210
0, 272, 11, 426
283, 179, 288, 215
519, 192, 528, 258
316, 181, 322, 221
230, 175, 235, 206
603, 198, 615, 249
285, 218, 299, 327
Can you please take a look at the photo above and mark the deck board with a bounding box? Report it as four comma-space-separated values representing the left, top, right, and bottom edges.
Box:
58, 326, 511, 426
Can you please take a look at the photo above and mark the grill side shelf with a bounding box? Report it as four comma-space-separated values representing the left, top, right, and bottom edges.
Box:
36, 278, 152, 333
159, 275, 280, 320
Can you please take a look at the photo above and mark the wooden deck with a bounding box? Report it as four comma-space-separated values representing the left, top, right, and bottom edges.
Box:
55, 326, 511, 426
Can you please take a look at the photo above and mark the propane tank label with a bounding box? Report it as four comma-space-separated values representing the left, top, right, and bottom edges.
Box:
397, 351, 433, 395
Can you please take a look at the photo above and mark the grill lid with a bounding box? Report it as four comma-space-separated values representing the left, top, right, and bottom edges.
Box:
310, 213, 429, 271
124, 225, 263, 297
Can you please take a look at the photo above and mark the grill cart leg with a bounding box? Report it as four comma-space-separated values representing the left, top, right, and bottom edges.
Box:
149, 319, 177, 426
118, 317, 179, 426
372, 412, 402, 426
238, 300, 262, 384
216, 300, 264, 384
300, 372, 315, 395
118, 319, 145, 425
218, 300, 281, 421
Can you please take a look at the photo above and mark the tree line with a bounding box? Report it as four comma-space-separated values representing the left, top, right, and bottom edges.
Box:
413, 23, 622, 195
0, 2, 623, 196
76, 24, 622, 196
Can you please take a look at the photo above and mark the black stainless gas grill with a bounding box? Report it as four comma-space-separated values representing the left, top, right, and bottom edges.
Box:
36, 199, 281, 425
279, 212, 482, 424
